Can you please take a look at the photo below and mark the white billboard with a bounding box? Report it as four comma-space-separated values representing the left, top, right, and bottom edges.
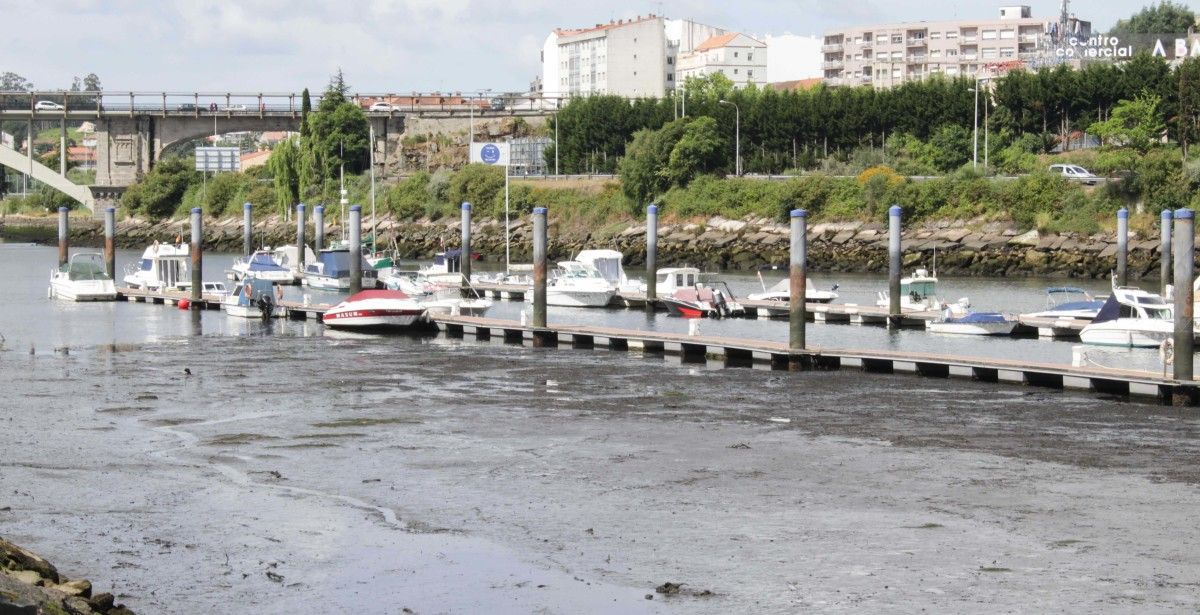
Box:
195, 146, 241, 172
470, 142, 510, 166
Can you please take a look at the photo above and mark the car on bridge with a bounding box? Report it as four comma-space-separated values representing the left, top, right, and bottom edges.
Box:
368, 102, 395, 112
34, 100, 64, 111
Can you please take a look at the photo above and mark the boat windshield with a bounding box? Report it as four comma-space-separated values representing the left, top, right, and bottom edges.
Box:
902, 280, 936, 299
1144, 307, 1172, 320
140, 258, 153, 271
64, 260, 111, 281
561, 265, 602, 279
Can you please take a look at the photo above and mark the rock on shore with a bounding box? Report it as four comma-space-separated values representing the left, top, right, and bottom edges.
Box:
2, 212, 1170, 279
1, 536, 134, 614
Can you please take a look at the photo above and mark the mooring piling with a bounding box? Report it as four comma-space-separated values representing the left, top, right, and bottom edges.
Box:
296, 203, 307, 272
103, 207, 115, 279
349, 205, 362, 295
57, 206, 69, 267
461, 202, 472, 288
1116, 207, 1128, 287
190, 207, 202, 306
646, 203, 658, 314
888, 204, 902, 329
314, 205, 325, 252
533, 206, 548, 330
790, 208, 807, 352
242, 202, 252, 256
1161, 209, 1173, 297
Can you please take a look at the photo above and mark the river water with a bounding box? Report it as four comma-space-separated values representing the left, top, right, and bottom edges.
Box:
2, 240, 1200, 613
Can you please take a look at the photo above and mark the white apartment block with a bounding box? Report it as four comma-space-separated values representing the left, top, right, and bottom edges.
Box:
821, 5, 1091, 88
677, 33, 768, 88
541, 16, 735, 98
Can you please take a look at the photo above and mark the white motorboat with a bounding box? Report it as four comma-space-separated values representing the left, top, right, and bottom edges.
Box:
526, 261, 616, 307
304, 248, 379, 290
876, 268, 969, 315
926, 311, 1017, 336
201, 281, 230, 299
386, 272, 494, 317
575, 249, 645, 293
1080, 283, 1174, 348
747, 272, 839, 303
1023, 287, 1106, 320
223, 278, 286, 318
123, 241, 191, 291
49, 253, 117, 301
229, 250, 295, 284
272, 244, 317, 283
654, 267, 744, 318
322, 289, 428, 330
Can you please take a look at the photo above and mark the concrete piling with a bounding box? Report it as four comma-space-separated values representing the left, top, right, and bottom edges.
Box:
349, 205, 362, 295
103, 207, 115, 279
1173, 209, 1194, 384
1116, 207, 1128, 287
190, 207, 202, 306
790, 209, 807, 351
57, 207, 68, 267
242, 202, 252, 256
296, 203, 307, 272
314, 205, 325, 252
1162, 209, 1173, 297
888, 204, 902, 329
533, 207, 547, 330
646, 204, 658, 314
461, 202, 472, 288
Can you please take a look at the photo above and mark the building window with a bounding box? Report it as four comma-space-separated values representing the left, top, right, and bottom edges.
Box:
1000, 29, 1015, 39
667, 57, 673, 64
891, 34, 902, 44
734, 51, 739, 58
667, 74, 674, 81
982, 48, 996, 59
982, 30, 997, 40
946, 31, 958, 39
1000, 47, 1015, 58
747, 53, 753, 61
930, 32, 941, 40
733, 68, 739, 74
748, 69, 753, 77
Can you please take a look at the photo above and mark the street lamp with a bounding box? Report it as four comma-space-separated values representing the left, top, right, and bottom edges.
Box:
970, 77, 990, 172
719, 99, 740, 176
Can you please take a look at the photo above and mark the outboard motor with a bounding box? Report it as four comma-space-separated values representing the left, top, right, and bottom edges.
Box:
255, 292, 275, 320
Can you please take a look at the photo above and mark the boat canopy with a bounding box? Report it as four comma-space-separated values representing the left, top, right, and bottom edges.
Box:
948, 312, 1008, 324
316, 250, 353, 277
432, 249, 462, 273
901, 279, 936, 299
62, 256, 111, 281
1047, 286, 1089, 294
248, 252, 288, 271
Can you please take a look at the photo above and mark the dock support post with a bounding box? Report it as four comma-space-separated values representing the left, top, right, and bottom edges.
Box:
190, 207, 202, 307
314, 205, 325, 252
349, 205, 362, 295
242, 202, 253, 256
789, 208, 807, 351
1116, 207, 1128, 287
461, 202, 472, 290
646, 203, 658, 314
57, 206, 69, 267
533, 206, 548, 330
1173, 208, 1194, 385
888, 204, 902, 329
1161, 209, 1173, 297
103, 207, 116, 279
295, 203, 306, 274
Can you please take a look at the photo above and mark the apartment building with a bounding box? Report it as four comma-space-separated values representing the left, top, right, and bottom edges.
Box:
822, 5, 1091, 87
541, 15, 673, 98
677, 33, 768, 88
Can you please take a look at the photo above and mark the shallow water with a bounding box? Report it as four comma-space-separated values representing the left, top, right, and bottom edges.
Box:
2, 241, 1199, 613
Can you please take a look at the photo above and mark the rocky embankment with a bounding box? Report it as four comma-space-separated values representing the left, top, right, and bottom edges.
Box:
1, 536, 134, 614
2, 213, 1164, 278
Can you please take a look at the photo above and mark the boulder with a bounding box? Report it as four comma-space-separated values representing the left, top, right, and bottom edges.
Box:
0, 538, 58, 583
1008, 229, 1039, 246
54, 579, 92, 598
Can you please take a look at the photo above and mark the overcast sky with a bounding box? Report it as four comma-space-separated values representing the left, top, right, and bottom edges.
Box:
1, 0, 1191, 94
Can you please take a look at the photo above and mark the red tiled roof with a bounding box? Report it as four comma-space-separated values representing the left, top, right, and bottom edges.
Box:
555, 14, 660, 37
694, 32, 764, 51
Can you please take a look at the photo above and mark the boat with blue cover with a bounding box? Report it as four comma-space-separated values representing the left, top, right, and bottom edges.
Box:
1023, 287, 1106, 320
304, 248, 379, 290
926, 311, 1017, 336
229, 250, 294, 283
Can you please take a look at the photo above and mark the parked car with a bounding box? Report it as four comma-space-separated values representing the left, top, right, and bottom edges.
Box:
1049, 164, 1099, 185
34, 100, 64, 111
489, 97, 506, 111
222, 104, 247, 111
177, 103, 198, 112
368, 102, 394, 112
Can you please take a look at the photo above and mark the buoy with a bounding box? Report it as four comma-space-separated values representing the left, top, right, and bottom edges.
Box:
178, 298, 190, 310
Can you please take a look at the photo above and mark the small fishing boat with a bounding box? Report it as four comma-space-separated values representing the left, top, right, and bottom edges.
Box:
223, 278, 285, 318
304, 248, 379, 290
655, 267, 743, 318
322, 289, 428, 330
926, 311, 1017, 336
747, 272, 839, 303
229, 250, 295, 284
876, 268, 969, 315
49, 253, 117, 301
1080, 283, 1174, 348
123, 241, 191, 291
574, 249, 645, 293
524, 261, 616, 307
387, 272, 494, 317
1023, 287, 1106, 320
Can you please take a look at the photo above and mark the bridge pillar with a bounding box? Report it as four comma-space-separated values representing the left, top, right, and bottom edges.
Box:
95, 116, 153, 187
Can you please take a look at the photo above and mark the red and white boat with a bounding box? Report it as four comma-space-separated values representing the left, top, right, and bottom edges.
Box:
322, 290, 428, 330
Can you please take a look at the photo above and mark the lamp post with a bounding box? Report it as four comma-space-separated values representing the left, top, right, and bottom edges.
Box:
971, 82, 979, 170
719, 99, 740, 176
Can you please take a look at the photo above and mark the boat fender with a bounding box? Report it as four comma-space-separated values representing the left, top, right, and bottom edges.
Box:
178, 298, 190, 310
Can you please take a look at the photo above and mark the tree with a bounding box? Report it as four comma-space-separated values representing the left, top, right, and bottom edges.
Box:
121, 157, 200, 218
1177, 58, 1200, 157
300, 88, 312, 138
1111, 1, 1196, 38
267, 136, 301, 213
1090, 92, 1166, 152
298, 73, 369, 202
0, 72, 32, 91
618, 119, 689, 204
665, 117, 723, 186
925, 124, 972, 171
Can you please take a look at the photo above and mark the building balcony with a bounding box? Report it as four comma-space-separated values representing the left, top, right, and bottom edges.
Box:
822, 60, 844, 69
962, 36, 978, 43
1019, 34, 1038, 42
906, 56, 928, 63
824, 77, 845, 87
907, 38, 927, 46
822, 43, 844, 52
962, 54, 978, 61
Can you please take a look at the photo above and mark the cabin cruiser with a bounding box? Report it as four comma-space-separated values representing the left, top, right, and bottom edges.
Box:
123, 242, 191, 291
322, 289, 428, 330
223, 278, 285, 318
386, 273, 494, 317
1080, 282, 1175, 348
655, 267, 744, 318
229, 250, 295, 284
575, 249, 645, 293
876, 268, 969, 316
525, 261, 616, 307
272, 244, 317, 283
49, 253, 117, 301
419, 249, 470, 285
304, 248, 379, 290
1023, 287, 1106, 320
926, 311, 1017, 336
747, 273, 839, 303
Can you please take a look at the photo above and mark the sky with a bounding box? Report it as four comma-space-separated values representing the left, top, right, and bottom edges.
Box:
0, 0, 1191, 94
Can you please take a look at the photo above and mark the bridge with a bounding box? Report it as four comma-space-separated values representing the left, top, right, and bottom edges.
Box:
0, 91, 564, 212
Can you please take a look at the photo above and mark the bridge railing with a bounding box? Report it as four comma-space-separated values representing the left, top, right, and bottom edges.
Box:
0, 91, 569, 118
